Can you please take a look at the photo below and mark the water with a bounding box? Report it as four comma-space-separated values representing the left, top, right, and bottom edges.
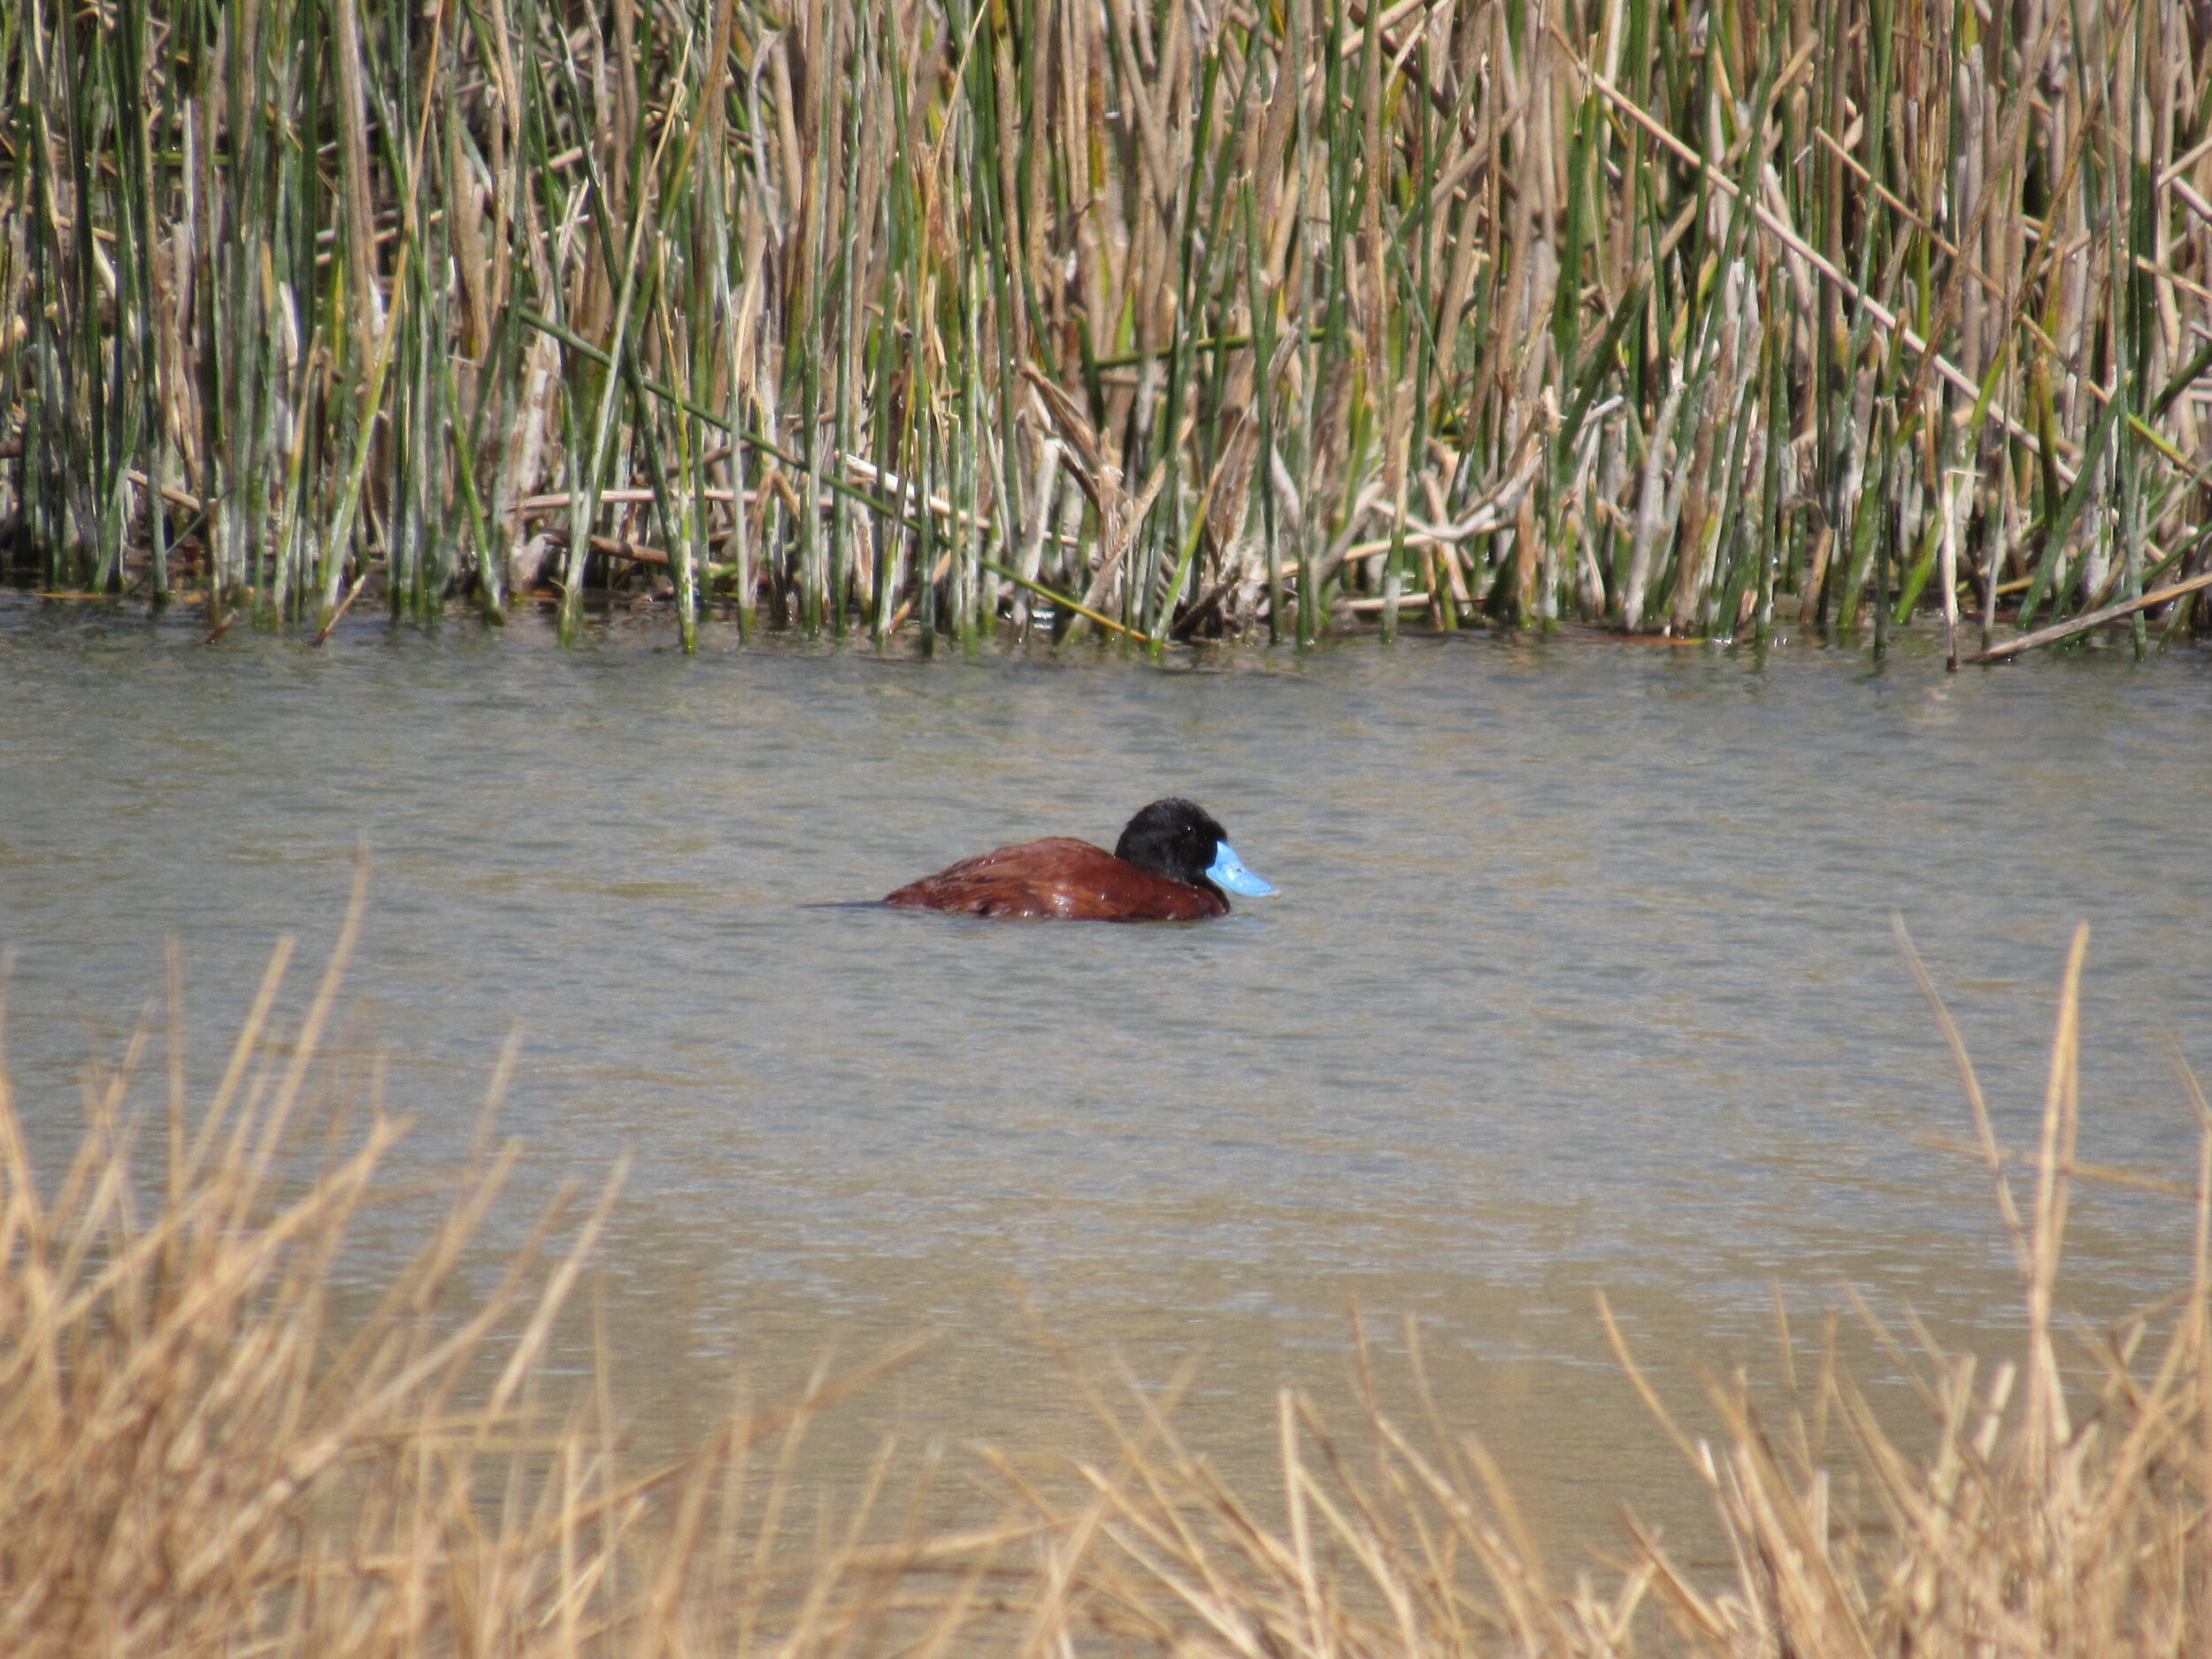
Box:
4, 599, 2208, 1555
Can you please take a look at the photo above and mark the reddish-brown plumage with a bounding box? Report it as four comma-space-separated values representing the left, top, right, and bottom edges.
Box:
884, 837, 1229, 921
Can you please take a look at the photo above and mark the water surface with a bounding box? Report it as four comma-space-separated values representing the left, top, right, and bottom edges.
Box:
4, 602, 2207, 1552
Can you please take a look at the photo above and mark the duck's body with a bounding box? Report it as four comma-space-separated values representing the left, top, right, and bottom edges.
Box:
884, 836, 1229, 920
882, 799, 1272, 923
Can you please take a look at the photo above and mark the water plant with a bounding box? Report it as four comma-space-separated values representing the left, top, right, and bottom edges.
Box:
5, 0, 2208, 656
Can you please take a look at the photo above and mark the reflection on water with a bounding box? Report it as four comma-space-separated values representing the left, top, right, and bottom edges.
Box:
3, 600, 2207, 1554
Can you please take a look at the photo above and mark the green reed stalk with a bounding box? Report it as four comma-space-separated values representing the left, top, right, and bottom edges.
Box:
4, 0, 2207, 657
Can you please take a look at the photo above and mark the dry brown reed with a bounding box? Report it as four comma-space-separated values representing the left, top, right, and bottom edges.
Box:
0, 862, 1034, 1657
4, 0, 2209, 655
4, 889, 2206, 1654
995, 922, 2212, 1657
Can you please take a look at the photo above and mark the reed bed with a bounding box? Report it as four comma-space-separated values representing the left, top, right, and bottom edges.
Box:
4, 0, 2210, 655
4, 892, 2207, 1651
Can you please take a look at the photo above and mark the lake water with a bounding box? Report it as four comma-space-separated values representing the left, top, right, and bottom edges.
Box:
4, 598, 2207, 1556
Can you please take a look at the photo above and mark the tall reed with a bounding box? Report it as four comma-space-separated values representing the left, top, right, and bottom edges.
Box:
5, 0, 2209, 653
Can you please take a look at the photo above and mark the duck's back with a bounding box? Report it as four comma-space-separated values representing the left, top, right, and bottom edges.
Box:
884, 837, 1227, 921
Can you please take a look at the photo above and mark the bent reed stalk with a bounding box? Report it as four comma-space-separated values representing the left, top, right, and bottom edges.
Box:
4, 0, 2210, 655
5, 872, 2211, 1655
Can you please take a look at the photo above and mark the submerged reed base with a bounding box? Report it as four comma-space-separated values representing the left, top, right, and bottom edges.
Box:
3, 880, 2205, 1655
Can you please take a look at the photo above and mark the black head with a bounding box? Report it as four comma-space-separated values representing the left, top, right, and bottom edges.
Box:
1114, 798, 1233, 892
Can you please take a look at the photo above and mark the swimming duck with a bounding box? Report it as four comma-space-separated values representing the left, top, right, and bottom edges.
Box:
883, 798, 1275, 921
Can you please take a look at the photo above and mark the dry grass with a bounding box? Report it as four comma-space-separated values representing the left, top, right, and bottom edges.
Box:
0, 863, 1034, 1657
4, 882, 2206, 1655
1012, 924, 2212, 1657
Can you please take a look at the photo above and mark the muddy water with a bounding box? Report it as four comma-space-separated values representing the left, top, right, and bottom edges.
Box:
4, 601, 2208, 1555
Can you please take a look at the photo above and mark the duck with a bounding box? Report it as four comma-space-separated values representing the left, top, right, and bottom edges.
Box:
883, 798, 1276, 921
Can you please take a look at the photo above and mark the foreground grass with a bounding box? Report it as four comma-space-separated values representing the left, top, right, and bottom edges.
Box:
4, 883, 2207, 1653
4, 0, 2208, 655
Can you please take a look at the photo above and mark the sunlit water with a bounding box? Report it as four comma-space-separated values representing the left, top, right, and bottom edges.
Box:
4, 597, 2208, 1556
